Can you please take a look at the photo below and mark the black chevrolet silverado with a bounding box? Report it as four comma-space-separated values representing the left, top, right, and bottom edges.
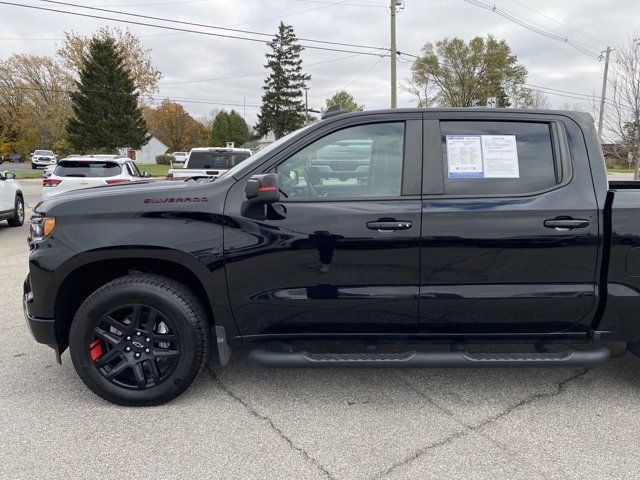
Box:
24, 108, 640, 406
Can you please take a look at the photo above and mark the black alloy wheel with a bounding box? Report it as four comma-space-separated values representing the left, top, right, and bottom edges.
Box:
70, 275, 210, 406
89, 304, 181, 390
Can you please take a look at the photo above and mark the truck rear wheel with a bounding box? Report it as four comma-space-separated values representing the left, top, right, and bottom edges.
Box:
69, 274, 210, 406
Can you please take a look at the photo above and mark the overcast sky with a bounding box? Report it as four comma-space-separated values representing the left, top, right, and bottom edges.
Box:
0, 0, 638, 126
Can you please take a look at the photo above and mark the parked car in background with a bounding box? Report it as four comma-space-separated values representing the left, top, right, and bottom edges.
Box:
42, 156, 150, 200
0, 170, 24, 227
9, 153, 24, 163
31, 150, 56, 169
171, 152, 188, 164
167, 146, 252, 179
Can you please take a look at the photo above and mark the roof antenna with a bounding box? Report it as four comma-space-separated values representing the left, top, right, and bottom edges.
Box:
321, 105, 347, 120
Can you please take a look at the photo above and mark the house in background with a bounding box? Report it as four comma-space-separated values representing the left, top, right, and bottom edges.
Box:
241, 132, 276, 153
119, 136, 168, 164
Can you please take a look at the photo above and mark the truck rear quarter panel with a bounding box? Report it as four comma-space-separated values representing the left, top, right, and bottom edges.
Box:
598, 189, 640, 339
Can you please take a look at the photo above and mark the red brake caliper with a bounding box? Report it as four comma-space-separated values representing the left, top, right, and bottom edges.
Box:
89, 339, 103, 361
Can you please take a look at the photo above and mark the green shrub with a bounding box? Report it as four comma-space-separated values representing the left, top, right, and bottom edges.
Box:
156, 154, 174, 165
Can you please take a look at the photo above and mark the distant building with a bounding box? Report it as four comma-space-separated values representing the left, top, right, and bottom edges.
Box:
241, 132, 276, 153
119, 136, 168, 164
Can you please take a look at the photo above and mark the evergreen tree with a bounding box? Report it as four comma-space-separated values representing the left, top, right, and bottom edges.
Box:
256, 22, 310, 139
228, 110, 250, 146
210, 110, 251, 146
209, 111, 230, 146
66, 36, 149, 152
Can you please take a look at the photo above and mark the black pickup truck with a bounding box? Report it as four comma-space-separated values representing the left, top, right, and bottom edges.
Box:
24, 108, 640, 406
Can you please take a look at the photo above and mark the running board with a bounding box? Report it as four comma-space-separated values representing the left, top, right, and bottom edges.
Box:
248, 347, 610, 368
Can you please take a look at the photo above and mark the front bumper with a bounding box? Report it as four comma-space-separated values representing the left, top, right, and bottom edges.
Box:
23, 275, 57, 346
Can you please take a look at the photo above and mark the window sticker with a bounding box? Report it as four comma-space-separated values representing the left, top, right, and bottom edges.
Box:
446, 134, 519, 179
446, 135, 483, 178
481, 135, 519, 178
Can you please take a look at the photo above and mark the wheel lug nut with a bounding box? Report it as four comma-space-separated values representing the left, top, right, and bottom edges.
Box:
145, 337, 150, 343
145, 348, 150, 353
125, 347, 131, 352
135, 353, 140, 358
136, 332, 141, 336
126, 336, 131, 341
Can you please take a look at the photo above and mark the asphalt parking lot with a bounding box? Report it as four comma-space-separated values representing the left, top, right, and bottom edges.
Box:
2, 181, 640, 480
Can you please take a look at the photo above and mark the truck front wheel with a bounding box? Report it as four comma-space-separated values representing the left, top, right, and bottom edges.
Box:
69, 274, 210, 406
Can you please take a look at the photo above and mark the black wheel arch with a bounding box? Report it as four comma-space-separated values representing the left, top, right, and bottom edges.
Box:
52, 249, 239, 351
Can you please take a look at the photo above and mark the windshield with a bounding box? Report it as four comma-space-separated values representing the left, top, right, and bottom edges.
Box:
35, 150, 54, 156
187, 151, 250, 169
223, 125, 314, 179
54, 161, 121, 178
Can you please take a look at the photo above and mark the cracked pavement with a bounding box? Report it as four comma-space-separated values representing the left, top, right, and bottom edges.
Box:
2, 182, 640, 479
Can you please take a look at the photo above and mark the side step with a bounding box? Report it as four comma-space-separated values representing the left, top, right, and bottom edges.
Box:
248, 347, 610, 369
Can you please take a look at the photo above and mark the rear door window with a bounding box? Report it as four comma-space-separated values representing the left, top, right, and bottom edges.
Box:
54, 161, 121, 178
440, 121, 558, 195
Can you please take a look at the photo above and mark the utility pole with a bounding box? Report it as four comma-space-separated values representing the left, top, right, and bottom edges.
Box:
305, 88, 309, 124
390, 0, 397, 108
597, 46, 611, 141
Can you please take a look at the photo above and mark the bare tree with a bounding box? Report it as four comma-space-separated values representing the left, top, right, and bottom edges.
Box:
529, 90, 551, 109
402, 75, 437, 107
604, 35, 640, 179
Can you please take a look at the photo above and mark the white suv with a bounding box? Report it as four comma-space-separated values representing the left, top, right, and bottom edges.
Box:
31, 150, 57, 170
42, 156, 150, 200
0, 171, 24, 227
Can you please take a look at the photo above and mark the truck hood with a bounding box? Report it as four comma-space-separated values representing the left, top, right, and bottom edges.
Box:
36, 176, 234, 215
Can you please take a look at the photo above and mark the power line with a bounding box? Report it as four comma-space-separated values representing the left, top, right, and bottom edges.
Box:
296, 0, 388, 8
39, 0, 390, 53
460, 0, 602, 59
160, 54, 360, 86
222, 0, 353, 28
8, 83, 263, 108
0, 1, 388, 57
505, 0, 602, 48
310, 55, 384, 98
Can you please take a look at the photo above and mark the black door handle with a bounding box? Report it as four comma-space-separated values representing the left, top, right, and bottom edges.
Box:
367, 220, 412, 231
543, 218, 590, 230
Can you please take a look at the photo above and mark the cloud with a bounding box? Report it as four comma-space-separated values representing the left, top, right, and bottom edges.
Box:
0, 0, 636, 126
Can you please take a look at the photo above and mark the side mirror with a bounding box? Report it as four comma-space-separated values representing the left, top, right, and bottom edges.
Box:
143, 171, 151, 178
245, 173, 280, 205
4, 172, 16, 180
29, 152, 34, 156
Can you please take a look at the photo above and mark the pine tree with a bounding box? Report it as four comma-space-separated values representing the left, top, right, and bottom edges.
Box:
256, 22, 310, 139
210, 110, 251, 147
209, 111, 230, 147
228, 110, 250, 146
66, 36, 149, 152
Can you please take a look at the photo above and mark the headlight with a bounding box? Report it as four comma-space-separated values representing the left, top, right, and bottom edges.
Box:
29, 215, 56, 243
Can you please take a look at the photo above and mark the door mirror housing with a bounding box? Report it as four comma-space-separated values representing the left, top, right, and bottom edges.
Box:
245, 173, 280, 205
1, 172, 16, 180
142, 171, 151, 178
